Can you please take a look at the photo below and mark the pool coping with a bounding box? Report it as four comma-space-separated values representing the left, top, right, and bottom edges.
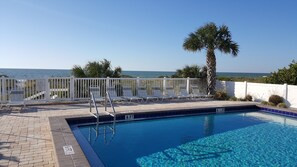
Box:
48, 104, 296, 167
49, 114, 92, 167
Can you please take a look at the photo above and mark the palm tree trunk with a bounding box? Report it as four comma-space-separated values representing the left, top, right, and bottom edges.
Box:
206, 49, 216, 95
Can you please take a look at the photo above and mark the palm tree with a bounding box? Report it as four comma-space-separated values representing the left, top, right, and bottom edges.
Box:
172, 65, 207, 78
72, 59, 122, 78
183, 23, 239, 95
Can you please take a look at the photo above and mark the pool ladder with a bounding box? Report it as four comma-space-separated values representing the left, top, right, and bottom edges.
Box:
89, 91, 116, 125
88, 120, 116, 145
89, 91, 116, 144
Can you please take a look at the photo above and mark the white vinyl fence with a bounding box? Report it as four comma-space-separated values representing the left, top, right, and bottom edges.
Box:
216, 81, 297, 108
0, 77, 206, 104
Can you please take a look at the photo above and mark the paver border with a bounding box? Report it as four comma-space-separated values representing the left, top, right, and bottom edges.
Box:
49, 114, 91, 167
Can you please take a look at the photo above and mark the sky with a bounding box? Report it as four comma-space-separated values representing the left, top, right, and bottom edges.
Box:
0, 0, 297, 73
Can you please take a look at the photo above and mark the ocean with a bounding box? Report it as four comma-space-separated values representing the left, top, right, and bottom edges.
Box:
0, 68, 269, 78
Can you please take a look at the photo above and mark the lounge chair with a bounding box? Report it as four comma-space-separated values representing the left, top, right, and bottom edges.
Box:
137, 87, 158, 102
152, 87, 172, 101
106, 87, 126, 102
190, 85, 213, 99
165, 87, 177, 99
122, 86, 143, 102
6, 90, 26, 110
89, 87, 105, 102
177, 86, 191, 99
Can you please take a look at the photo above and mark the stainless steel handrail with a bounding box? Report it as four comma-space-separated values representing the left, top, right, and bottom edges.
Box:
89, 92, 99, 124
106, 91, 116, 118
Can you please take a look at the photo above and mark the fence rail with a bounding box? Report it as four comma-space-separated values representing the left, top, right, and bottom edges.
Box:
0, 77, 206, 104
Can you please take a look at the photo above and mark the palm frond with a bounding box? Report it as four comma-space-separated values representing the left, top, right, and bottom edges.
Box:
183, 33, 204, 52
230, 42, 239, 56
113, 67, 122, 78
71, 65, 86, 78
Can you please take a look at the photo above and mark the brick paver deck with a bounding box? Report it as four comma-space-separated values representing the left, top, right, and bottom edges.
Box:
0, 104, 89, 167
0, 101, 260, 167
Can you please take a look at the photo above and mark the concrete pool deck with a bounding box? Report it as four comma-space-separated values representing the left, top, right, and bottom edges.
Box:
0, 100, 293, 167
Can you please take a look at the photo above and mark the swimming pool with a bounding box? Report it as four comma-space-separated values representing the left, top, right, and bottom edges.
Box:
72, 109, 297, 166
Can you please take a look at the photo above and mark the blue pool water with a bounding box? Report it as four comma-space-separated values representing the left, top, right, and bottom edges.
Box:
77, 111, 297, 166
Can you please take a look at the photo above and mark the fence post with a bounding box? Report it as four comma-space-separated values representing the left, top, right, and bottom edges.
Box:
284, 83, 288, 100
105, 77, 110, 111
244, 81, 247, 97
136, 77, 140, 88
186, 77, 190, 94
106, 77, 110, 88
163, 77, 167, 95
45, 78, 50, 101
136, 77, 140, 97
1, 77, 7, 102
70, 76, 75, 100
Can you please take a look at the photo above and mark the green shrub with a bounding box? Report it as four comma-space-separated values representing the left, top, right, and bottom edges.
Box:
245, 95, 253, 101
268, 95, 283, 106
229, 96, 238, 101
265, 60, 297, 85
277, 103, 287, 108
261, 101, 269, 105
268, 102, 276, 106
214, 91, 229, 100
238, 98, 246, 101
261, 100, 285, 107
